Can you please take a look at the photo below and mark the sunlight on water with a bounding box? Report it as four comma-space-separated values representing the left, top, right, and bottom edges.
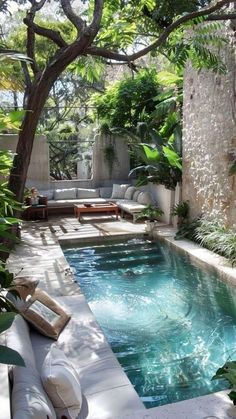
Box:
63, 238, 236, 408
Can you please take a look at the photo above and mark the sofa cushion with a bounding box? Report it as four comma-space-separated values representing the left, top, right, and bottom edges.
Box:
111, 184, 130, 199
124, 186, 137, 200
77, 188, 100, 198
7, 314, 36, 369
99, 187, 112, 199
47, 198, 107, 207
116, 199, 145, 213
39, 190, 54, 200
54, 188, 77, 200
133, 190, 142, 201
7, 315, 56, 419
41, 346, 82, 419
137, 191, 154, 205
21, 289, 71, 340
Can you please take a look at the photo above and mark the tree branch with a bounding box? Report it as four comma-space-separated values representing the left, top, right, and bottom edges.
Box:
207, 13, 236, 20
23, 18, 68, 48
89, 0, 104, 35
26, 26, 40, 75
60, 0, 85, 34
86, 0, 235, 62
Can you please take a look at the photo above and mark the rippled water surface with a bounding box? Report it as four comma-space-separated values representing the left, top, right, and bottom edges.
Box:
63, 238, 236, 407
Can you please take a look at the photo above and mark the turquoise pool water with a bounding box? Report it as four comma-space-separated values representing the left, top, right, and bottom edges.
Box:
63, 238, 236, 407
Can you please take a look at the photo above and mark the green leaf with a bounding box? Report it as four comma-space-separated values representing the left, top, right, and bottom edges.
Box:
228, 391, 236, 405
0, 312, 16, 333
229, 161, 236, 176
0, 345, 25, 366
163, 146, 182, 169
141, 144, 160, 162
156, 71, 183, 86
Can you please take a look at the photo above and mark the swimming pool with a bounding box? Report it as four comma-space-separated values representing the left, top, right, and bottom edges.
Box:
63, 238, 236, 408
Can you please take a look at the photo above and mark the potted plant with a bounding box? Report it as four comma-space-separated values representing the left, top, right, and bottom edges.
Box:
137, 204, 164, 232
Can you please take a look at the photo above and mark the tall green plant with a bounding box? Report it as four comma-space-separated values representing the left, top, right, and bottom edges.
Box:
0, 111, 24, 366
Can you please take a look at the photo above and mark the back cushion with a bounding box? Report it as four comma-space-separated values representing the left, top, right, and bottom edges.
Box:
124, 186, 137, 200
133, 190, 142, 201
111, 184, 130, 199
39, 190, 54, 200
7, 315, 56, 419
99, 187, 112, 199
77, 188, 100, 198
137, 191, 154, 205
54, 188, 77, 200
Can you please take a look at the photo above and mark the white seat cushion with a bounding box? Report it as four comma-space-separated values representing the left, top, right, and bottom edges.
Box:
116, 199, 145, 213
41, 346, 82, 419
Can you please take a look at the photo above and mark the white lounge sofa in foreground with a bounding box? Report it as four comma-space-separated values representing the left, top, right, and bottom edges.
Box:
7, 294, 144, 419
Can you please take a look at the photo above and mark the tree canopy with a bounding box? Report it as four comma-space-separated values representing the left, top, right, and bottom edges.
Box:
0, 0, 234, 202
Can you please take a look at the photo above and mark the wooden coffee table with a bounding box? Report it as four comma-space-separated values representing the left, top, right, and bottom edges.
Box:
74, 202, 119, 221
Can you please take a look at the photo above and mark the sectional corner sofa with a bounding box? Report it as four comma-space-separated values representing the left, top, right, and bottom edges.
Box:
39, 184, 156, 222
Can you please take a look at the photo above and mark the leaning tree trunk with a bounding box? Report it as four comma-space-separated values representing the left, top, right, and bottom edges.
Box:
8, 74, 57, 203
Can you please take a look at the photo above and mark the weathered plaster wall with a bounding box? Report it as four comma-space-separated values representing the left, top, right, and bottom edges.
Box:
183, 30, 236, 227
92, 133, 130, 186
0, 134, 50, 190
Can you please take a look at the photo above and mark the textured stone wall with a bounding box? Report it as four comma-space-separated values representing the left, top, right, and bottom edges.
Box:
183, 28, 236, 227
0, 134, 50, 190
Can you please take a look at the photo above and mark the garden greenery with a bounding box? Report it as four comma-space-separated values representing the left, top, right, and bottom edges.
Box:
175, 214, 236, 267
0, 110, 25, 366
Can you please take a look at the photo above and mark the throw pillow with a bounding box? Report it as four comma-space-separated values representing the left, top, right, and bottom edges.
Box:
133, 190, 142, 201
41, 346, 82, 419
21, 289, 71, 340
111, 184, 130, 199
137, 191, 154, 205
10, 276, 40, 301
12, 368, 57, 419
124, 186, 137, 200
7, 315, 56, 419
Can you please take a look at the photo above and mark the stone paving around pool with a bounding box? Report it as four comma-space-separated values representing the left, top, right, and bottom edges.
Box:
4, 216, 236, 419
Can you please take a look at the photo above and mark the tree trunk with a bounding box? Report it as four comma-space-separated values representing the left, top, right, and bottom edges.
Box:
8, 34, 98, 203
8, 72, 59, 203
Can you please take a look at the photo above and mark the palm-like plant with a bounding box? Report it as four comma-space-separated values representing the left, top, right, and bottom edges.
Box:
128, 71, 182, 190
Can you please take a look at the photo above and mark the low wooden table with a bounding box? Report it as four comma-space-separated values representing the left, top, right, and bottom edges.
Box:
74, 202, 119, 221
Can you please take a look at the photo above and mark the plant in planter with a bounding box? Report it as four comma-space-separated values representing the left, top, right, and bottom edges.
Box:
137, 204, 164, 221
171, 201, 189, 225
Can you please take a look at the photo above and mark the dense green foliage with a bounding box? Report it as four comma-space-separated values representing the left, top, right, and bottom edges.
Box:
92, 69, 183, 189
92, 70, 162, 129
0, 108, 25, 366
175, 216, 236, 267
136, 204, 164, 221
0, 149, 24, 367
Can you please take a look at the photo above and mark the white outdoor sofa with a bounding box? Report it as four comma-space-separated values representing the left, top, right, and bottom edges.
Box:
40, 184, 155, 222
7, 294, 144, 419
